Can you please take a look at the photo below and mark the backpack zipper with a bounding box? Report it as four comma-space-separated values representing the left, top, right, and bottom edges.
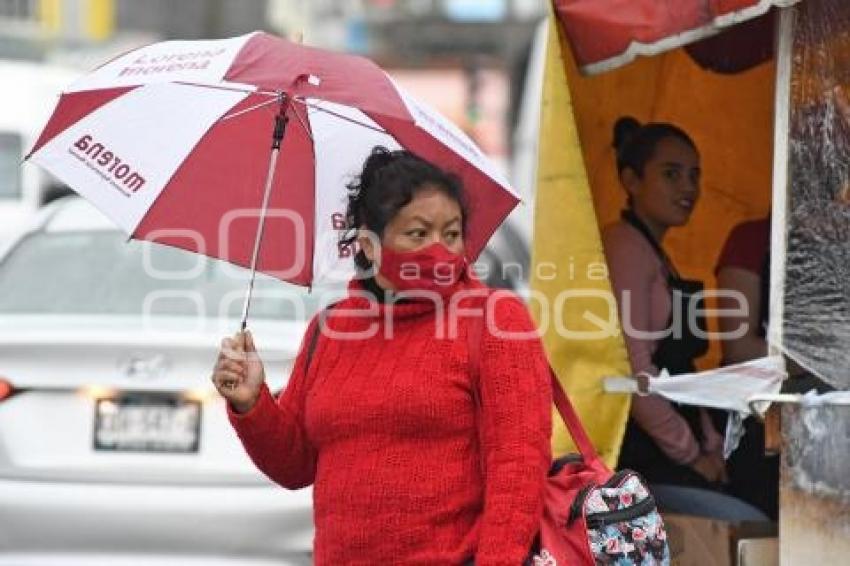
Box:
567, 484, 596, 525
549, 453, 584, 476
584, 495, 658, 529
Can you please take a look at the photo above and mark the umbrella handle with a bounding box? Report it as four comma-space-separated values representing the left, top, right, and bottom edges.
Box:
240, 95, 290, 331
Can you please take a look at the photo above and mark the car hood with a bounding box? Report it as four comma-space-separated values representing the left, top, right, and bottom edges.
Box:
0, 315, 308, 391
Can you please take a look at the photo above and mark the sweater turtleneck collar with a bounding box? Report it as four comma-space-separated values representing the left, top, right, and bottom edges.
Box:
360, 276, 395, 304
343, 273, 484, 321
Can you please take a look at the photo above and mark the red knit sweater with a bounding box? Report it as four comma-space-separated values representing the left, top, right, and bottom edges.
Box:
228, 279, 552, 565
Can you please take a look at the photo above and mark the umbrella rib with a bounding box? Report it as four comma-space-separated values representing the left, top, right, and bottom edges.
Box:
294, 97, 389, 135
220, 97, 281, 121
219, 96, 316, 144
171, 80, 277, 97
217, 94, 389, 138
288, 100, 314, 143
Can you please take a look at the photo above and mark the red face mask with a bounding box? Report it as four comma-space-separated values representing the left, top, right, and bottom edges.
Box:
379, 242, 466, 297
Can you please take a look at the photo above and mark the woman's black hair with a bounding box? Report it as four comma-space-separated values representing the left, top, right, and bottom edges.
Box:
612, 116, 698, 178
340, 146, 468, 271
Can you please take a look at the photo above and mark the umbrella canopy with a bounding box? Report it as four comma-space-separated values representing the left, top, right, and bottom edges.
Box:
27, 32, 517, 289
553, 0, 803, 74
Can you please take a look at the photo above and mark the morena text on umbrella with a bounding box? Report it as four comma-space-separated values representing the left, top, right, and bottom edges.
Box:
118, 48, 227, 77
132, 47, 226, 66
71, 134, 146, 195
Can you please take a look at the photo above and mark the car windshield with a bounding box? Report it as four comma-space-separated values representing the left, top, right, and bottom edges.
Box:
0, 230, 345, 319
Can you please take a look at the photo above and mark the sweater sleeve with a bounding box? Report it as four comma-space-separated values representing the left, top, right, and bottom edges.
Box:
603, 226, 701, 465
630, 396, 700, 464
227, 316, 320, 489
603, 227, 662, 376
475, 293, 552, 565
699, 407, 724, 454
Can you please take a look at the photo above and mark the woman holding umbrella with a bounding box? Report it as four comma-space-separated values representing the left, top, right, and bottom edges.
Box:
211, 147, 553, 565
25, 30, 550, 562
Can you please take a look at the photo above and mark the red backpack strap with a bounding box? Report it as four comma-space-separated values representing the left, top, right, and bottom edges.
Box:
304, 302, 339, 377
467, 311, 483, 391
548, 367, 599, 465
466, 293, 600, 466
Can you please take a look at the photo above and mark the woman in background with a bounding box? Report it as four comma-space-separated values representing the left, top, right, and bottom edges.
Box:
604, 116, 768, 521
603, 116, 725, 487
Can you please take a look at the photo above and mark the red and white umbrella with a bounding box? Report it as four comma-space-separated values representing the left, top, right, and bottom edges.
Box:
26, 32, 518, 326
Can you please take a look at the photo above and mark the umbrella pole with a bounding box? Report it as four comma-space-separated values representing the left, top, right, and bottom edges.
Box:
240, 95, 289, 332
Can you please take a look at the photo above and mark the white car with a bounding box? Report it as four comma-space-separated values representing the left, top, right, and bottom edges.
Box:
1, 60, 80, 247
0, 197, 346, 565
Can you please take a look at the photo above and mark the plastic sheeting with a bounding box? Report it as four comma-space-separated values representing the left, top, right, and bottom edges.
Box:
782, 0, 850, 391
604, 356, 785, 457
603, 356, 785, 416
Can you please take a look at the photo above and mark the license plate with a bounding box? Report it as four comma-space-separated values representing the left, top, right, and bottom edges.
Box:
94, 393, 201, 453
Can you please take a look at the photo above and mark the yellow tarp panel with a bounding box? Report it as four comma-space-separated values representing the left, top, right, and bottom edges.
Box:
531, 11, 775, 465
529, 11, 631, 467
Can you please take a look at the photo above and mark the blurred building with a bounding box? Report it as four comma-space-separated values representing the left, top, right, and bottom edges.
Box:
117, 0, 268, 40
0, 0, 269, 65
1, 1, 544, 69
268, 0, 544, 65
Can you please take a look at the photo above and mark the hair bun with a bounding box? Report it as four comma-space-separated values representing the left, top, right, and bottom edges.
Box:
612, 116, 642, 153
359, 146, 395, 191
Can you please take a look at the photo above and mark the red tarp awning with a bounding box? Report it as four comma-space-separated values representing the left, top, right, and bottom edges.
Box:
554, 0, 803, 74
